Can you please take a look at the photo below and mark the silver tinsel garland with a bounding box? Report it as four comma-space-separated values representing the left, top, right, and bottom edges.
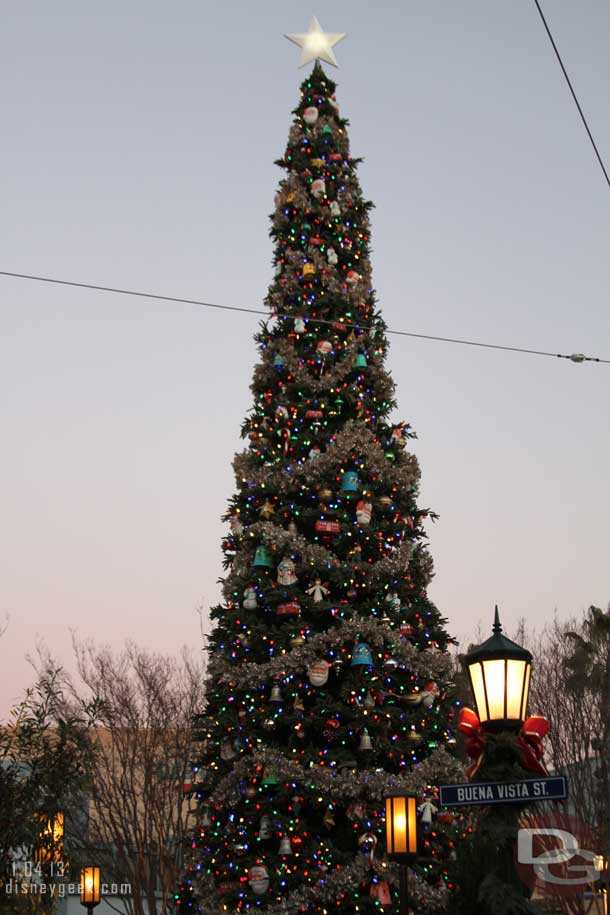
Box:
233, 420, 420, 497
209, 613, 451, 688
199, 746, 463, 809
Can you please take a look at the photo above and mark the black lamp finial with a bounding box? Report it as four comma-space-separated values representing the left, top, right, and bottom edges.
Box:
493, 605, 502, 634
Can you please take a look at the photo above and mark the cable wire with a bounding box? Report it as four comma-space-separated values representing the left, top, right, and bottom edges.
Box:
532, 0, 610, 190
1, 269, 607, 364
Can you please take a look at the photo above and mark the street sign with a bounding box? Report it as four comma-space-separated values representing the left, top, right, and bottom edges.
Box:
439, 776, 568, 807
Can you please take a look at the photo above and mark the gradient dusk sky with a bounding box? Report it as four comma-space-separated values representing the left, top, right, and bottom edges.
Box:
1, 1, 609, 715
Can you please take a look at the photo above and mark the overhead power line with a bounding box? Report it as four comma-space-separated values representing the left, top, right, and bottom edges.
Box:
0, 269, 607, 365
532, 0, 610, 190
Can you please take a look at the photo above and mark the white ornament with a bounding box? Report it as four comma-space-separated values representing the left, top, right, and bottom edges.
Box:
285, 16, 346, 69
308, 445, 321, 461
385, 591, 401, 612
248, 865, 270, 895
277, 556, 298, 586
306, 577, 329, 603
287, 520, 298, 537
259, 815, 273, 840
329, 200, 341, 218
294, 316, 306, 334
419, 800, 438, 825
308, 659, 330, 686
303, 106, 319, 125
310, 178, 326, 199
229, 515, 243, 535
327, 247, 338, 266
243, 586, 257, 610
356, 499, 373, 526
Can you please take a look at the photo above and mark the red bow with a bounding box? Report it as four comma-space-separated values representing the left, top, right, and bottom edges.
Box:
457, 708, 550, 781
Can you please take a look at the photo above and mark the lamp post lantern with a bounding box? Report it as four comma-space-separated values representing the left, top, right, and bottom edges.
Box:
80, 866, 101, 913
466, 606, 532, 731
385, 793, 418, 915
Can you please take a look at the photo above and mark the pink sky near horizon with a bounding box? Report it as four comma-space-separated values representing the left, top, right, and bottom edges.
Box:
1, 0, 609, 716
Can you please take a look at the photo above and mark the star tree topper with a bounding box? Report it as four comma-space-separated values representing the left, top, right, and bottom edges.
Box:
285, 16, 346, 68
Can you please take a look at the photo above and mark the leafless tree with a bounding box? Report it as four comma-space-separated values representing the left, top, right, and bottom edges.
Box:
67, 640, 206, 915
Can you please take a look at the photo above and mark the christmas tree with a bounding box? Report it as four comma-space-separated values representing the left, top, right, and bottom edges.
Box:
177, 56, 463, 915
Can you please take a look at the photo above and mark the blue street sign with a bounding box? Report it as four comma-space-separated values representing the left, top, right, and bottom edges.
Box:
439, 776, 568, 807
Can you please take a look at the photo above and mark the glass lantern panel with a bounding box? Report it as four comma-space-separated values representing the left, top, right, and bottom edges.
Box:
506, 660, 527, 719
469, 661, 488, 722
482, 659, 506, 720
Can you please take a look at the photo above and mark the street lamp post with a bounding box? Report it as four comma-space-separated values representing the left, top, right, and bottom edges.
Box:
79, 866, 101, 914
384, 793, 418, 915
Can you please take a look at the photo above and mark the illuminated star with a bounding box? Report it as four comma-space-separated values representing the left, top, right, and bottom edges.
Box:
285, 16, 346, 69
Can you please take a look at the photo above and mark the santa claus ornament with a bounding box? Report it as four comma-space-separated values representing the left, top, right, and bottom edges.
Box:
356, 499, 373, 526
303, 106, 319, 125
308, 660, 330, 686
248, 865, 270, 895
277, 556, 298, 586
310, 178, 326, 199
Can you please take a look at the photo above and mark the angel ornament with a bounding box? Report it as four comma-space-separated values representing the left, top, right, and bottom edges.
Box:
418, 799, 438, 829
306, 577, 329, 603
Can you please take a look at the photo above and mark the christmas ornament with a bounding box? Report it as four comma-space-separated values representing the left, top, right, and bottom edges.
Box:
370, 881, 392, 905
355, 352, 367, 368
385, 591, 401, 612
259, 499, 275, 519
359, 728, 373, 751
323, 808, 336, 828
242, 586, 258, 610
200, 806, 211, 828
277, 600, 300, 617
400, 621, 415, 637
306, 577, 329, 602
327, 246, 338, 265
341, 470, 360, 492
229, 515, 243, 535
358, 831, 378, 862
220, 738, 236, 761
315, 519, 341, 534
346, 270, 361, 287
419, 799, 438, 827
308, 659, 330, 686
356, 498, 373, 526
378, 495, 393, 510
303, 106, 319, 125
316, 339, 332, 356
278, 835, 292, 855
308, 445, 321, 461
310, 177, 326, 200
287, 519, 298, 537
363, 690, 375, 709
253, 545, 273, 568
275, 404, 289, 423
270, 683, 283, 703
273, 353, 284, 369
285, 15, 346, 69
293, 695, 305, 712
291, 631, 306, 647
421, 680, 440, 708
318, 487, 333, 503
262, 718, 276, 731
351, 642, 373, 666
347, 801, 366, 820
277, 556, 298, 586
329, 200, 341, 217
408, 730, 423, 745
259, 815, 272, 840
294, 316, 306, 334
248, 865, 270, 895
302, 262, 315, 280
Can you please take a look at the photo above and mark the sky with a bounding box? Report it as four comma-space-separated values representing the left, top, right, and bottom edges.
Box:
1, 0, 609, 716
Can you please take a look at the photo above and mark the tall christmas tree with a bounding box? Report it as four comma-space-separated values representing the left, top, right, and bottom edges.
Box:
178, 31, 462, 915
